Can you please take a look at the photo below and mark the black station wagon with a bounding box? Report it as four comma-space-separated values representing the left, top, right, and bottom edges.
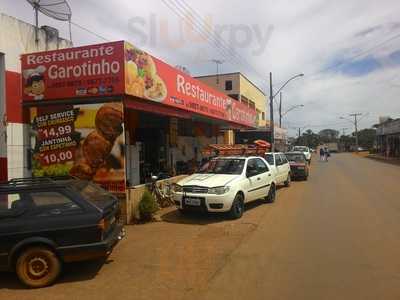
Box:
0, 177, 124, 288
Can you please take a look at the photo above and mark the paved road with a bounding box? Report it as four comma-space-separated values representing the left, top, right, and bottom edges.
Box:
193, 153, 400, 300
1, 153, 400, 300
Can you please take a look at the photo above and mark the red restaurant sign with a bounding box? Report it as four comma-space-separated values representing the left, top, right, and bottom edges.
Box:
21, 41, 257, 127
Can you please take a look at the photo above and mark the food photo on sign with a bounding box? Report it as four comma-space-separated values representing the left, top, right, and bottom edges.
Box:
29, 102, 126, 193
124, 42, 168, 102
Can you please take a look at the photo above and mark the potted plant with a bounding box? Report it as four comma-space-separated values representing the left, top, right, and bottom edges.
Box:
138, 189, 159, 222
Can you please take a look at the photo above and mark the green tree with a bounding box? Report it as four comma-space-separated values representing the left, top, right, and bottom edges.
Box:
318, 129, 340, 143
295, 129, 320, 148
355, 128, 376, 150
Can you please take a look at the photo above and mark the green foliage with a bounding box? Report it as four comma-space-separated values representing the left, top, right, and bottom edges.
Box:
138, 189, 159, 221
295, 130, 321, 148
356, 128, 376, 150
318, 129, 340, 143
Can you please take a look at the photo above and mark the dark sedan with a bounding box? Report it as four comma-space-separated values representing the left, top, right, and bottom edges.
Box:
285, 152, 309, 180
0, 177, 124, 288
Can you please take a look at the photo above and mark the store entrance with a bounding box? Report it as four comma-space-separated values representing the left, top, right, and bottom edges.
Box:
136, 127, 167, 182
126, 110, 169, 184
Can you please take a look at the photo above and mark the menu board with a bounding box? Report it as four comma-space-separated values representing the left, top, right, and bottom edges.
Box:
32, 107, 79, 169
30, 102, 126, 193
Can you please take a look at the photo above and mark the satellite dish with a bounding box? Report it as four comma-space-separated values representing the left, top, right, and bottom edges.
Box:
26, 0, 72, 43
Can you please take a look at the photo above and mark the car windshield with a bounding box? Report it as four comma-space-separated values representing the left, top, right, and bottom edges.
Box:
70, 180, 115, 209
199, 158, 245, 175
264, 154, 274, 165
285, 153, 306, 163
294, 146, 308, 152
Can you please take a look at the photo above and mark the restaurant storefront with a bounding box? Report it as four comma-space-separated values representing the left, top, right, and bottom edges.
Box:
21, 41, 257, 222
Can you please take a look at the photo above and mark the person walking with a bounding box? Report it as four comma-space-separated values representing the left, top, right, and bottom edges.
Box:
324, 147, 330, 162
319, 147, 325, 161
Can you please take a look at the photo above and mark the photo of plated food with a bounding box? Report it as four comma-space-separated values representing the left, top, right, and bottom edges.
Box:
124, 43, 167, 102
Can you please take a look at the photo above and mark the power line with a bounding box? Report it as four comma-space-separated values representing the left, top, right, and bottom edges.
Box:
174, 0, 268, 82
70, 21, 110, 42
161, 0, 267, 88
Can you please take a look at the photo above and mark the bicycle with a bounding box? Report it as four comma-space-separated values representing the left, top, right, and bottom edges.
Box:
145, 176, 175, 208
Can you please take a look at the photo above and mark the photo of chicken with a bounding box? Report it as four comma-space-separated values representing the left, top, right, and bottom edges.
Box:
69, 102, 124, 181
95, 103, 124, 141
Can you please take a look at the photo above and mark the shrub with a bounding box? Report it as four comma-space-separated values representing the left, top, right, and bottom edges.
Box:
138, 189, 159, 221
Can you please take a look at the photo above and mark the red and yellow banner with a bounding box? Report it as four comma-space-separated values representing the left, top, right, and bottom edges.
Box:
21, 41, 257, 128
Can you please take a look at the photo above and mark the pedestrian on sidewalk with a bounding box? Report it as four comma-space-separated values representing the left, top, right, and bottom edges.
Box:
319, 147, 325, 161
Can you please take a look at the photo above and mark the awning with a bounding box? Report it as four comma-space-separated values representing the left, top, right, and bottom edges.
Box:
124, 96, 191, 119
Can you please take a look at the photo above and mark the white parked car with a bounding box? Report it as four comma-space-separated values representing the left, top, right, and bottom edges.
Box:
292, 146, 312, 163
173, 156, 277, 219
264, 152, 291, 187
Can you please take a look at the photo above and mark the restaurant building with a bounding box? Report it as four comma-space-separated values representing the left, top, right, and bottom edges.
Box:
20, 41, 257, 222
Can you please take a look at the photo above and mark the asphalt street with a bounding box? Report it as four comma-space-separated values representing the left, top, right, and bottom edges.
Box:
1, 153, 400, 300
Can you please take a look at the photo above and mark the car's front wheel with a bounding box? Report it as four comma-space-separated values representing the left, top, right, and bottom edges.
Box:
16, 246, 61, 288
229, 193, 244, 219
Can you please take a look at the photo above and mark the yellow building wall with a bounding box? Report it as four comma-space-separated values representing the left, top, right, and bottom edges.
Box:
239, 74, 267, 127
196, 73, 267, 128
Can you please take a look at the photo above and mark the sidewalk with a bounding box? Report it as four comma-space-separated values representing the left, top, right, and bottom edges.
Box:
366, 153, 400, 166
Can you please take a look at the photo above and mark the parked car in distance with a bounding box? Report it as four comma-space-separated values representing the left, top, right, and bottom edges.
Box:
292, 146, 312, 163
173, 156, 277, 219
264, 152, 291, 187
285, 152, 309, 180
0, 177, 125, 288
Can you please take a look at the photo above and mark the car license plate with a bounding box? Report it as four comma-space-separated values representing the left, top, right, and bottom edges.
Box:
184, 198, 201, 206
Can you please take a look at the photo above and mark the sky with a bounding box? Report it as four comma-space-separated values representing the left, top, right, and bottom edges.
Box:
1, 0, 400, 137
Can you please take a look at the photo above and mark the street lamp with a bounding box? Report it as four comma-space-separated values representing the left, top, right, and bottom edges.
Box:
279, 103, 304, 127
269, 73, 304, 152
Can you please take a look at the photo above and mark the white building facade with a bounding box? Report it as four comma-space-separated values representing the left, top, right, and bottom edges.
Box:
0, 13, 72, 180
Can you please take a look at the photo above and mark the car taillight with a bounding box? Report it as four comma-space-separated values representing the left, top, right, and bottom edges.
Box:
97, 218, 110, 233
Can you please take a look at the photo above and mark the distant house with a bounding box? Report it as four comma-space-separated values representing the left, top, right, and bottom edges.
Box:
374, 118, 400, 158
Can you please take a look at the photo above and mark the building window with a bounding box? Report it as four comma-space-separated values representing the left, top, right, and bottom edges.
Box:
262, 112, 265, 120
225, 80, 232, 91
249, 101, 255, 109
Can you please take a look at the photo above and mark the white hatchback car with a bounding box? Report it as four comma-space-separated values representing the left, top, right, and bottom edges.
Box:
264, 152, 291, 187
173, 156, 277, 219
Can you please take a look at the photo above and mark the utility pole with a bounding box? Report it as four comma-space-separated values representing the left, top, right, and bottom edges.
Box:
279, 92, 282, 128
269, 72, 275, 152
298, 127, 301, 138
350, 113, 362, 151
211, 59, 224, 84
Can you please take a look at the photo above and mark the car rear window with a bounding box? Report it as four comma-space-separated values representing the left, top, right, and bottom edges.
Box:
294, 146, 308, 152
71, 180, 116, 210
264, 154, 274, 165
285, 153, 306, 162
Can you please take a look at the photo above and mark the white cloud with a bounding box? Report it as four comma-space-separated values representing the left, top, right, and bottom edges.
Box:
1, 0, 400, 137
